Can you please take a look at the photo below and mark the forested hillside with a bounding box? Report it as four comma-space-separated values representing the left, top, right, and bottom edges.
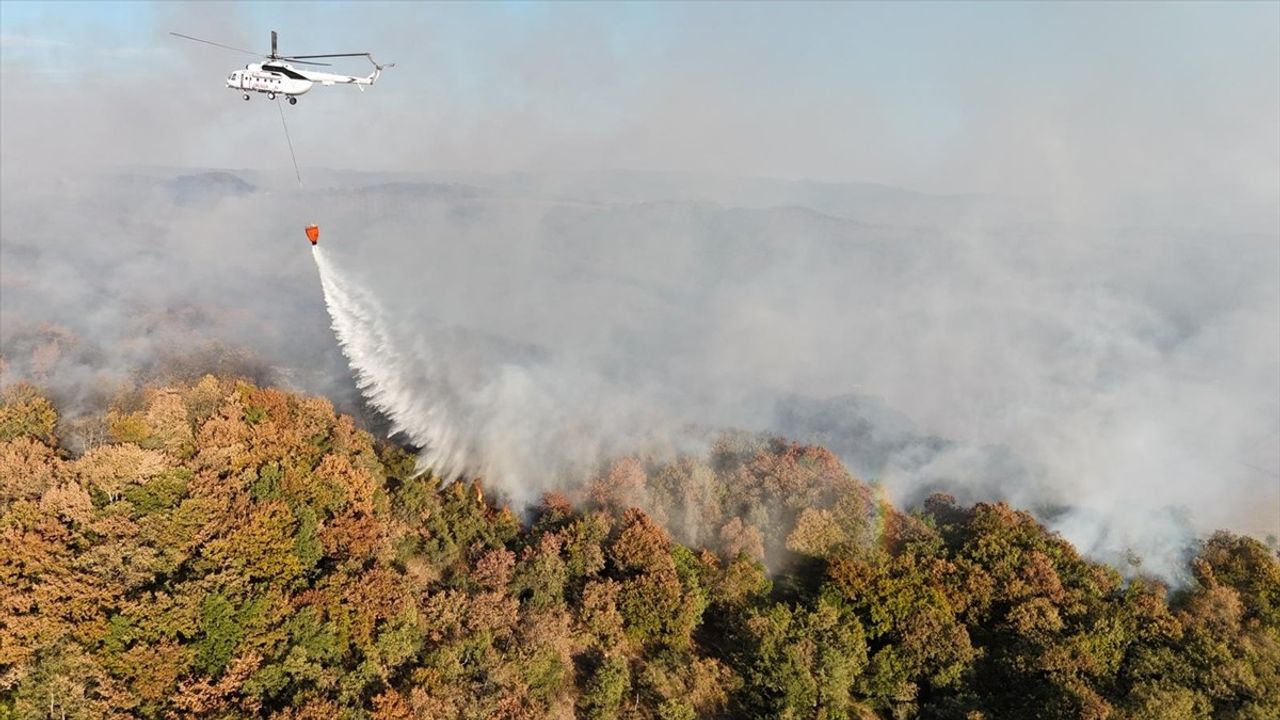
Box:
1, 378, 1277, 719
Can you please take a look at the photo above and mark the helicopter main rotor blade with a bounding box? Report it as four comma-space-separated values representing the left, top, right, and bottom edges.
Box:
279, 59, 332, 67
169, 32, 259, 57
287, 53, 373, 59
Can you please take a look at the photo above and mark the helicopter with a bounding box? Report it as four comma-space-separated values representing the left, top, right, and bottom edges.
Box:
171, 30, 393, 104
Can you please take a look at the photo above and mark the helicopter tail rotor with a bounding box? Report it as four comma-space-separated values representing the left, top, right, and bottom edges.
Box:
368, 59, 394, 85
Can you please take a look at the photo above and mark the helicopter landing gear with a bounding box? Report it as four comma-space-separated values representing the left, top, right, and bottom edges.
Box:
243, 93, 250, 101
267, 92, 277, 100
288, 96, 297, 105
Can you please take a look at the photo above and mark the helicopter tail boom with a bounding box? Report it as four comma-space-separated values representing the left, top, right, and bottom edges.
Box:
297, 55, 392, 87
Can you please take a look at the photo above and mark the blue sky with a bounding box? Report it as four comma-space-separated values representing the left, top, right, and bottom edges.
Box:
1, 0, 1277, 206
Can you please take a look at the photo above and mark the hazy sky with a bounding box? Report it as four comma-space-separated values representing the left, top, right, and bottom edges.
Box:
2, 0, 1277, 215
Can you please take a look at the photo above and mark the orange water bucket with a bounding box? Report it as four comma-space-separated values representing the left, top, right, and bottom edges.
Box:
305, 224, 320, 245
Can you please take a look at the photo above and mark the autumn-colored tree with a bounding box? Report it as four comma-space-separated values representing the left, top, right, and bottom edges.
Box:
3, 378, 1278, 720
0, 383, 58, 445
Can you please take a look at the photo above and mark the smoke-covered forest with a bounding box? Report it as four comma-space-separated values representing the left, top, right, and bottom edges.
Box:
1, 161, 1277, 719
2, 378, 1278, 719
4, 166, 1276, 582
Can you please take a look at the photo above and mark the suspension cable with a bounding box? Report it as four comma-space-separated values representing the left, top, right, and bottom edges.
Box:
277, 98, 301, 186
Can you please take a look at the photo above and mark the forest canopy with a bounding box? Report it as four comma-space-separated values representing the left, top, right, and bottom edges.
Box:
1, 377, 1277, 719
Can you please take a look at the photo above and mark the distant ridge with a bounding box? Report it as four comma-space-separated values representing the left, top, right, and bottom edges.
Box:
167, 171, 256, 205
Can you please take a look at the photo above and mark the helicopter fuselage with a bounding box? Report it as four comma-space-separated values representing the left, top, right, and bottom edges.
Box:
226, 62, 382, 101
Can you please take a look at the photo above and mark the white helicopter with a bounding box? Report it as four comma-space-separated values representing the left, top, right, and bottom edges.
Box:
171, 30, 393, 104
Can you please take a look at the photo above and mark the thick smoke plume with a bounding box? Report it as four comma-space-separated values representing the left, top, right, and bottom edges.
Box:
2, 166, 1276, 584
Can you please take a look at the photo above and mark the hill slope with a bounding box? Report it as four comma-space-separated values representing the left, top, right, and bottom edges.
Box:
1, 378, 1277, 719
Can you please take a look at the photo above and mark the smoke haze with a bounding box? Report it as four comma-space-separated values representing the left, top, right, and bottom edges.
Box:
2, 2, 1278, 581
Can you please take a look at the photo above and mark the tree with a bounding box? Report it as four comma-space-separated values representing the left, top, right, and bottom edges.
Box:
577, 652, 630, 720
5, 377, 1278, 720
0, 383, 58, 445
0, 436, 63, 503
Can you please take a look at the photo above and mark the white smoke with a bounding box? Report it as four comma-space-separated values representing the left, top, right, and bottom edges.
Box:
297, 185, 1277, 584
3, 167, 1274, 585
